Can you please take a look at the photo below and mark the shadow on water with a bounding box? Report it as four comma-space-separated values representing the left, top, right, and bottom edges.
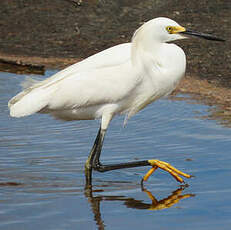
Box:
85, 184, 194, 229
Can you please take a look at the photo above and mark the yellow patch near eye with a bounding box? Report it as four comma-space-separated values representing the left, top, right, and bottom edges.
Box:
166, 26, 186, 34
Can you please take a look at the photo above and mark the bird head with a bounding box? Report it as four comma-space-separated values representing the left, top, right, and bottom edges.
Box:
133, 17, 225, 44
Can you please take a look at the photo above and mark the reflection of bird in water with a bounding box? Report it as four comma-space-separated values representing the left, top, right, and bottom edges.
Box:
85, 185, 195, 229
125, 186, 195, 210
8, 17, 224, 186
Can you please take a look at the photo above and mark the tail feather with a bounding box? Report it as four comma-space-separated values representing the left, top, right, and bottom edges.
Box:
8, 78, 56, 117
20, 76, 41, 89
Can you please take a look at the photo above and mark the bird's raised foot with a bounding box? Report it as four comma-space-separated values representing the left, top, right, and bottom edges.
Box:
141, 159, 192, 184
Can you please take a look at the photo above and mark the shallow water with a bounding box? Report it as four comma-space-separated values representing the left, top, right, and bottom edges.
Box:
1, 70, 231, 230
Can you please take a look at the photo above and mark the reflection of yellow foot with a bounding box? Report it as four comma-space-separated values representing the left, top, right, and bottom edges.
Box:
143, 187, 195, 210
142, 159, 192, 183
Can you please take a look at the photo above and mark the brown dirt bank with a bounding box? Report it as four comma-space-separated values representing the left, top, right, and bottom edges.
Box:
0, 0, 230, 119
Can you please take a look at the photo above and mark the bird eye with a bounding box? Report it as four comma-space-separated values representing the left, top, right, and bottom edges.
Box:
166, 26, 173, 33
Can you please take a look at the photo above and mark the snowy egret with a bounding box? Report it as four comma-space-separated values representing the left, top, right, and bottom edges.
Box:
8, 17, 224, 186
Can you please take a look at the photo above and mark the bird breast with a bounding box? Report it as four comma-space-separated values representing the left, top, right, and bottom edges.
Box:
126, 43, 186, 119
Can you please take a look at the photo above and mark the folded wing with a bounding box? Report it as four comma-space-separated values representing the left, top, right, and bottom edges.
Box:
8, 43, 132, 117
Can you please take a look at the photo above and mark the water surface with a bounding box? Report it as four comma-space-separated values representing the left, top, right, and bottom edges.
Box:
0, 70, 231, 230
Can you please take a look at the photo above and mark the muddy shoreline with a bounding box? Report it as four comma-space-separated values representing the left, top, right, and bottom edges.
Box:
0, 0, 230, 120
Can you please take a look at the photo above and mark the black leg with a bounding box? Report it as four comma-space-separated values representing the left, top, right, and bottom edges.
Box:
92, 128, 106, 167
85, 126, 192, 187
84, 127, 150, 187
85, 128, 102, 187
93, 160, 150, 172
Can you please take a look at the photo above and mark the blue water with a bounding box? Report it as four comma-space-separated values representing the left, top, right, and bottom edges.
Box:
0, 70, 231, 230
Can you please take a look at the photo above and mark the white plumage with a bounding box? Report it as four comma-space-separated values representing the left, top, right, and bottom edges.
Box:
9, 17, 186, 130
9, 17, 224, 185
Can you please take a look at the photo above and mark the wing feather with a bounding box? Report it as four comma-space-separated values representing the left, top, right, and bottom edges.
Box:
8, 43, 132, 117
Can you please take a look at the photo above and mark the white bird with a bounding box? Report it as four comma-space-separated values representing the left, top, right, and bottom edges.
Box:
8, 17, 224, 186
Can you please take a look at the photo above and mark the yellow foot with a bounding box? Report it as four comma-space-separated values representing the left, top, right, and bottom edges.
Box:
142, 159, 192, 183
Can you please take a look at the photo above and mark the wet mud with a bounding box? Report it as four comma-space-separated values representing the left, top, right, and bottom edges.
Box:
0, 0, 230, 121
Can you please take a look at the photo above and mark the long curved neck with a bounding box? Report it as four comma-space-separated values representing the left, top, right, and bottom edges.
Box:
131, 24, 164, 69
131, 39, 164, 74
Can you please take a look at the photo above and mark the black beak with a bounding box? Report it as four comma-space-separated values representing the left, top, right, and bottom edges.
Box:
181, 30, 225, 42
